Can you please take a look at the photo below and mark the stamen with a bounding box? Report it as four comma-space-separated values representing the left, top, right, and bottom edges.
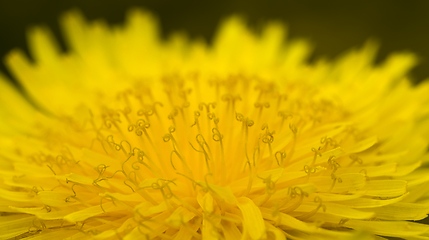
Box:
199, 102, 216, 113
190, 111, 201, 133
179, 88, 192, 102
255, 102, 270, 120
131, 149, 158, 176
93, 164, 109, 186
119, 154, 134, 177
132, 119, 151, 137
123, 179, 135, 192
191, 134, 213, 174
168, 108, 179, 126
104, 117, 122, 133
304, 165, 317, 179
88, 110, 105, 140
170, 150, 181, 170
55, 155, 67, 167
121, 141, 133, 157
282, 187, 308, 213
297, 196, 326, 220
349, 154, 363, 166
46, 164, 57, 175
320, 136, 339, 151
137, 108, 154, 121
275, 151, 287, 166
261, 124, 275, 167
176, 172, 198, 191
117, 90, 132, 110
175, 102, 191, 124
203, 173, 215, 193
207, 112, 219, 125
128, 171, 138, 185
276, 94, 288, 110
360, 169, 370, 180
222, 94, 241, 113
197, 134, 213, 161
29, 218, 46, 233
65, 183, 79, 202
253, 141, 261, 167
106, 135, 122, 152
261, 124, 275, 144
211, 128, 223, 142
118, 106, 132, 124
261, 175, 277, 195
151, 179, 177, 212
60, 146, 79, 164
284, 122, 298, 163
278, 111, 293, 131
327, 156, 340, 173
329, 173, 343, 192
151, 179, 176, 199
212, 128, 226, 186
163, 126, 180, 152
42, 205, 51, 213
257, 174, 276, 206
244, 160, 254, 196
255, 81, 275, 101
169, 126, 176, 134
311, 147, 322, 165
339, 218, 349, 226
151, 102, 164, 122
99, 195, 117, 213
289, 123, 298, 135
236, 113, 254, 188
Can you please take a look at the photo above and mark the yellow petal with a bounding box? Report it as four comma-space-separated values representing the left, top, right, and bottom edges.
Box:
0, 73, 37, 135
38, 191, 74, 207
197, 192, 214, 214
265, 222, 286, 240
347, 136, 378, 153
21, 230, 77, 240
311, 173, 366, 193
27, 26, 60, 65
340, 193, 408, 208
198, 181, 237, 205
361, 202, 429, 221
9, 206, 74, 220
295, 202, 374, 219
344, 220, 429, 238
174, 220, 200, 240
335, 162, 397, 177
237, 197, 266, 240
0, 188, 41, 203
64, 202, 118, 223
222, 221, 243, 240
0, 215, 35, 239
261, 207, 316, 233
351, 179, 407, 198
166, 206, 195, 228
202, 216, 221, 240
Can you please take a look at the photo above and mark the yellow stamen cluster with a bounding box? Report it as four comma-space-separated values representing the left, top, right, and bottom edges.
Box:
1, 9, 429, 240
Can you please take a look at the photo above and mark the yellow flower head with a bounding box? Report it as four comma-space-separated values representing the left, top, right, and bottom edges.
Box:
2, 9, 429, 240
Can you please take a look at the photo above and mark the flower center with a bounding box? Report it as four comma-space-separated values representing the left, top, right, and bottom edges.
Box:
21, 73, 378, 239
59, 74, 351, 199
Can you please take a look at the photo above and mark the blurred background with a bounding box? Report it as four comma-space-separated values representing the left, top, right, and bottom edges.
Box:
0, 0, 428, 233
1, 0, 429, 86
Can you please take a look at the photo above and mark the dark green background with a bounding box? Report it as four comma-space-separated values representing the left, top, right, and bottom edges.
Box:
1, 0, 429, 85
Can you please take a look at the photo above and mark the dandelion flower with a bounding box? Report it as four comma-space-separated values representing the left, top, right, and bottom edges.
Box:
2, 9, 429, 240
